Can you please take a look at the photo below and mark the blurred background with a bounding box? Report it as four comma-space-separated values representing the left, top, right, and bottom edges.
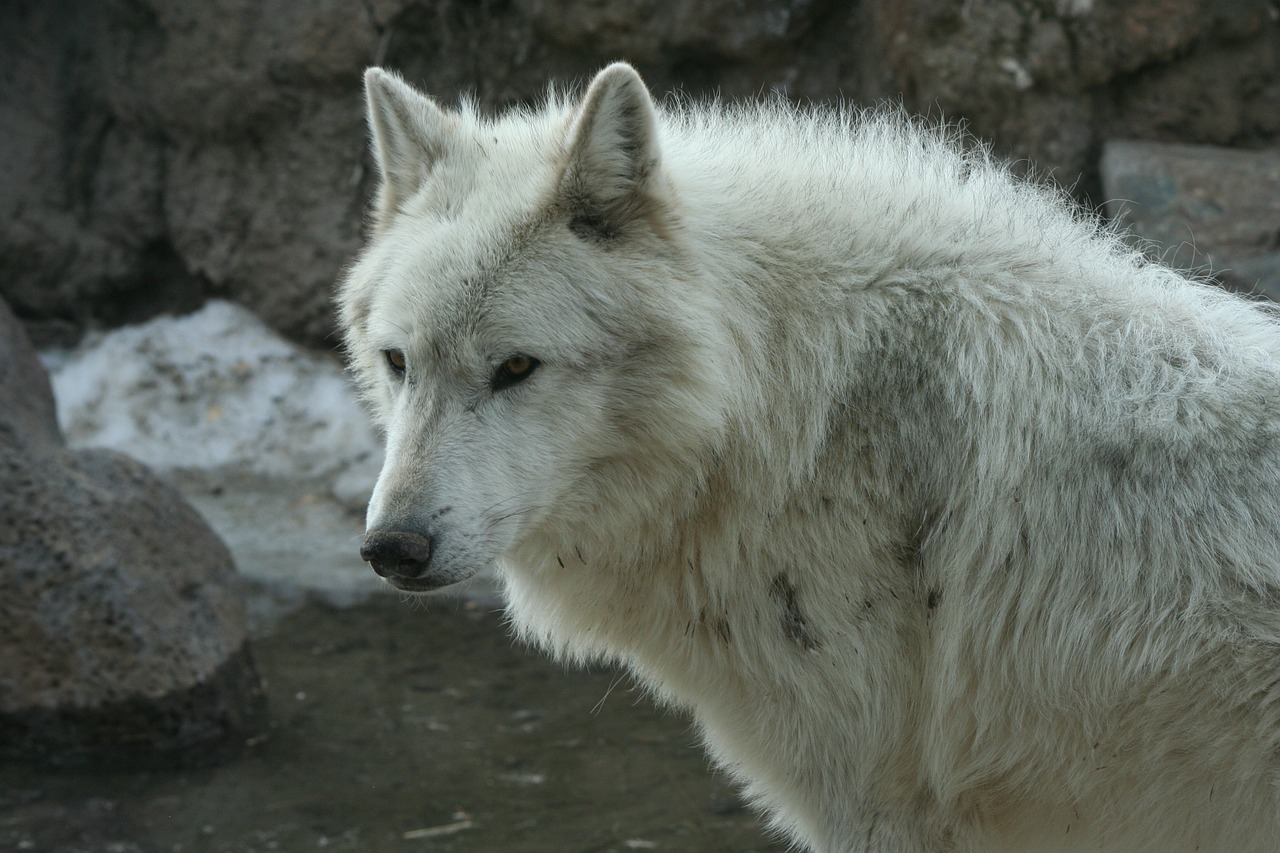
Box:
1, 2, 1278, 852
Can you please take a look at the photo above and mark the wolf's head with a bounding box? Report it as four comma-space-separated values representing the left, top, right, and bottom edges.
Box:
338, 64, 732, 593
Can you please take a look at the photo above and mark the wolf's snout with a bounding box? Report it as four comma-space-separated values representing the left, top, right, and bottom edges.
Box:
360, 529, 434, 580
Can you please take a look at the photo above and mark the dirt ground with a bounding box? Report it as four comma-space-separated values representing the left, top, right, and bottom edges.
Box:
1, 591, 789, 853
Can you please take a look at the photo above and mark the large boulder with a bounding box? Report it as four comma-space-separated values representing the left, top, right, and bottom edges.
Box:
0, 296, 265, 767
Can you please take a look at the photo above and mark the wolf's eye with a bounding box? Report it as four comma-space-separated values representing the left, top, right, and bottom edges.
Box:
491, 354, 540, 392
383, 349, 406, 376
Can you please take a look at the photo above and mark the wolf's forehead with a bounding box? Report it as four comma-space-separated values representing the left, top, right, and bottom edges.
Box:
360, 113, 574, 350
370, 222, 498, 340
414, 115, 566, 220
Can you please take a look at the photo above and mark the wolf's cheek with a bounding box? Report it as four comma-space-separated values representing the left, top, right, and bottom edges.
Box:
464, 380, 620, 546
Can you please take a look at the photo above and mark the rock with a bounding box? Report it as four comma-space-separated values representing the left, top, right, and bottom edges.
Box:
519, 0, 832, 62
0, 0, 372, 347
0, 296, 265, 767
0, 287, 59, 447
1101, 140, 1280, 300
863, 0, 1280, 199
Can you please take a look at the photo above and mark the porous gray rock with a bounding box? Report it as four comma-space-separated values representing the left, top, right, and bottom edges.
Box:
863, 0, 1279, 201
1102, 140, 1280, 301
0, 296, 265, 767
519, 0, 832, 63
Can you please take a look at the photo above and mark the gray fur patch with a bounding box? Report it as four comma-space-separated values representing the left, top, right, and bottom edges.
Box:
770, 574, 820, 652
568, 209, 616, 242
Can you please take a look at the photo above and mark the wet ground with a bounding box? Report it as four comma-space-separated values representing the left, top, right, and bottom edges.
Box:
1, 590, 789, 853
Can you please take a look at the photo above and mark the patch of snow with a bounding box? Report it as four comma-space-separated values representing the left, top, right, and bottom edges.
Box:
43, 300, 382, 484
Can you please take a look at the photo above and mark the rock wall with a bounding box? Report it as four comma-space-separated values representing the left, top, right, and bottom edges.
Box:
2, 0, 1277, 347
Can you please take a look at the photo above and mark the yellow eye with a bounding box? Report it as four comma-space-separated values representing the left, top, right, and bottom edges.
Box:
383, 349, 406, 374
504, 355, 533, 377
492, 354, 541, 391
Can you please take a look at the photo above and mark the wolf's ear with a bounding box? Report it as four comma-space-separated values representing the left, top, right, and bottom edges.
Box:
560, 63, 665, 240
364, 68, 451, 217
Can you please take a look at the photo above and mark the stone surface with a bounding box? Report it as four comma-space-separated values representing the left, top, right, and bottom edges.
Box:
519, 0, 832, 61
1, 0, 1277, 346
0, 296, 265, 767
0, 288, 60, 447
1102, 140, 1280, 300
865, 0, 1279, 200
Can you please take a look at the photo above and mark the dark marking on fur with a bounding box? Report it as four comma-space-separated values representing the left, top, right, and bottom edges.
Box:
897, 505, 941, 577
927, 588, 941, 610
1100, 443, 1132, 477
895, 535, 923, 574
569, 209, 617, 242
770, 574, 820, 652
696, 606, 732, 645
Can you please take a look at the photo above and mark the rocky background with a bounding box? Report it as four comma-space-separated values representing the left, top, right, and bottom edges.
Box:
3, 0, 1278, 349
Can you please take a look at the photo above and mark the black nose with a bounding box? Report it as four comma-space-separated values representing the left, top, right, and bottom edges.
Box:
360, 529, 434, 579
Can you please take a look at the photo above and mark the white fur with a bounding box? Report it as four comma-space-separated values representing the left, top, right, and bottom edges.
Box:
339, 64, 1280, 852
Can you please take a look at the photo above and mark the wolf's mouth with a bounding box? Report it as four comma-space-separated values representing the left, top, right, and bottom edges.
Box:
383, 574, 452, 594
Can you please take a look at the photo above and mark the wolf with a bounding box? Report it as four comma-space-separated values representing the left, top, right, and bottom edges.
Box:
337, 62, 1280, 852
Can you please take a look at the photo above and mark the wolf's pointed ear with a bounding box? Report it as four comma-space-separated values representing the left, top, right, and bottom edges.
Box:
364, 67, 450, 217
560, 63, 665, 240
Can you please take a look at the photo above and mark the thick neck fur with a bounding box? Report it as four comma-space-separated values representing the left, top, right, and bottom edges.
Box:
499, 119, 952, 761
502, 107, 980, 676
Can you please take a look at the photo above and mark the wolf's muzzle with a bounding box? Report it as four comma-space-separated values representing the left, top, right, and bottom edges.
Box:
360, 529, 435, 584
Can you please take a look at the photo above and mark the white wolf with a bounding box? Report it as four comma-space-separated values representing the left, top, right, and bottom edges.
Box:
338, 63, 1280, 852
